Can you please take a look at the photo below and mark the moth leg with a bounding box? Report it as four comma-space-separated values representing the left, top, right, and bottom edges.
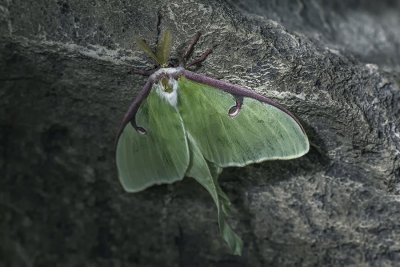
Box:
228, 96, 243, 118
185, 49, 213, 69
178, 32, 201, 66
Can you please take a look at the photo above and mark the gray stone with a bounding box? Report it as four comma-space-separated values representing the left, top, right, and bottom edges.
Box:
1, 0, 399, 266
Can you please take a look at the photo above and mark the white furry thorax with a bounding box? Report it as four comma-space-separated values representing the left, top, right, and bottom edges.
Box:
151, 67, 184, 107
150, 67, 184, 80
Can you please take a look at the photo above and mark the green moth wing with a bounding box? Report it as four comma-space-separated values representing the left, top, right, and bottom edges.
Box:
185, 133, 243, 255
177, 76, 309, 167
116, 84, 189, 192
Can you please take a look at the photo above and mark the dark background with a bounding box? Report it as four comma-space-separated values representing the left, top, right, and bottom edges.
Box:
1, 0, 400, 266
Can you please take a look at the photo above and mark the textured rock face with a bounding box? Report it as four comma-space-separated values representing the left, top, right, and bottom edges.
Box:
1, 0, 399, 266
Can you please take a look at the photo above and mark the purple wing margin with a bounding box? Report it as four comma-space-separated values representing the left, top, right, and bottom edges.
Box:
182, 69, 306, 134
114, 79, 154, 148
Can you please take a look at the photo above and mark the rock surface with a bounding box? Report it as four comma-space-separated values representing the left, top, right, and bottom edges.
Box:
1, 0, 399, 266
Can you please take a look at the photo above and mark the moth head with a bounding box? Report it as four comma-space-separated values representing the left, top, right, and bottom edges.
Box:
161, 77, 174, 93
133, 31, 212, 73
135, 30, 172, 68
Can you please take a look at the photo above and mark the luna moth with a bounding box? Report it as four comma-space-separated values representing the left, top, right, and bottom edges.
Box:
115, 30, 309, 255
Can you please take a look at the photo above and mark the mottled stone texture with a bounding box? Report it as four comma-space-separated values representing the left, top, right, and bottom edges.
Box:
1, 0, 399, 266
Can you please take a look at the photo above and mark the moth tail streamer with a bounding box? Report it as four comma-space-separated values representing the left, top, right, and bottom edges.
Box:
186, 134, 243, 255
